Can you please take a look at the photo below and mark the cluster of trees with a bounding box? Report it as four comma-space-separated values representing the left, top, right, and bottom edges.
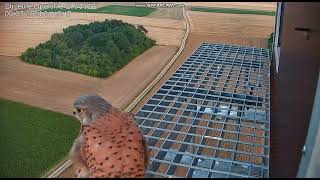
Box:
21, 19, 155, 77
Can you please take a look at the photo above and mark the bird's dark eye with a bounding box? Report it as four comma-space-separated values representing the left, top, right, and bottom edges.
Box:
77, 108, 81, 113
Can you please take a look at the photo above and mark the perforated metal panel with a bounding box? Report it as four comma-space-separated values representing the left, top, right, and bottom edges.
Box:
134, 43, 270, 178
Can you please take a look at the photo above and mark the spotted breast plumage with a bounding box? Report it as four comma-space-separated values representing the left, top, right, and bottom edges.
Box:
69, 93, 149, 178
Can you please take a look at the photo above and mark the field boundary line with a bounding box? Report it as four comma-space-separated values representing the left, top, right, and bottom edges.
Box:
45, 3, 190, 178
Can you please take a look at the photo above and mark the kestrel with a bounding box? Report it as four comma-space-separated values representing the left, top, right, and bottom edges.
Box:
69, 93, 149, 178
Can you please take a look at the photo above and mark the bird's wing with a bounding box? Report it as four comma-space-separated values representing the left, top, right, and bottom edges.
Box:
128, 111, 150, 169
81, 108, 148, 178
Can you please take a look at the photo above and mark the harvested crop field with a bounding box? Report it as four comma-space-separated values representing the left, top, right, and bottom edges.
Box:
0, 12, 185, 56
187, 11, 275, 39
98, 46, 178, 110
147, 7, 183, 20
183, 2, 275, 53
0, 45, 178, 116
186, 2, 277, 11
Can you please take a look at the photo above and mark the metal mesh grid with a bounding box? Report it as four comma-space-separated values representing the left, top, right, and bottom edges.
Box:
134, 43, 270, 178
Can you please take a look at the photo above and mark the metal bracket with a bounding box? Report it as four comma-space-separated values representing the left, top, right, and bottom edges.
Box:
302, 145, 307, 155
294, 27, 311, 40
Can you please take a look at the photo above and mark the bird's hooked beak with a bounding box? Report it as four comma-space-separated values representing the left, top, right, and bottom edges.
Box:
73, 107, 83, 132
73, 107, 84, 125
72, 107, 77, 116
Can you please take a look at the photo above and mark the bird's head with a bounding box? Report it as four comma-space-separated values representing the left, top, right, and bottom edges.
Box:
72, 93, 112, 125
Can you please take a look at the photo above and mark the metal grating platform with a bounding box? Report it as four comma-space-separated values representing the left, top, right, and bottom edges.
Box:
134, 43, 270, 178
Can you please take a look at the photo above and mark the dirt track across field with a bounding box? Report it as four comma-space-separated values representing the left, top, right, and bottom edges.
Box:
147, 7, 183, 20
0, 45, 178, 115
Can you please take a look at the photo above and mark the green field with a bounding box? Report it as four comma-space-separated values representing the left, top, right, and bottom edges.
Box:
43, 5, 157, 17
191, 6, 276, 16
0, 98, 80, 177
